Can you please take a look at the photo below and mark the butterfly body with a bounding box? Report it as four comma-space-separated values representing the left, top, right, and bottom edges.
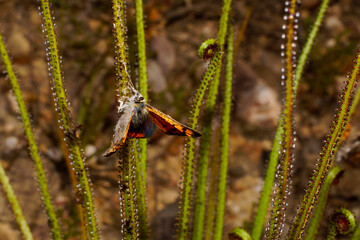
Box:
128, 102, 157, 138
103, 86, 201, 157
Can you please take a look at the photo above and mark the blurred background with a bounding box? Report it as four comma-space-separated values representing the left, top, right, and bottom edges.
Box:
0, 0, 360, 239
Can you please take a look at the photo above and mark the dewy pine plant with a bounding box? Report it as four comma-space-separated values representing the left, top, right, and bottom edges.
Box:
39, 0, 100, 239
1, 0, 360, 239
0, 27, 61, 240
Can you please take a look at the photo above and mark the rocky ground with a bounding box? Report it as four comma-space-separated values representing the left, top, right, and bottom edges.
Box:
0, 0, 360, 239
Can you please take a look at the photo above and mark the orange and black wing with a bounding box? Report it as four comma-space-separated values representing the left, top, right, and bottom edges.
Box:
146, 104, 201, 137
127, 131, 147, 138
103, 105, 134, 157
127, 114, 155, 138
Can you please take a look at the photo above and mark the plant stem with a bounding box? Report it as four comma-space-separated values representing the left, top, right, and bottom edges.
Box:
39, 1, 99, 238
252, 0, 330, 238
192, 109, 213, 240
0, 162, 33, 240
204, 145, 220, 240
134, 140, 149, 239
251, 116, 283, 240
135, 0, 148, 100
134, 0, 149, 236
294, 0, 330, 92
213, 24, 234, 240
192, 0, 232, 238
0, 32, 62, 239
229, 228, 252, 240
120, 140, 139, 239
326, 225, 337, 240
112, 1, 149, 238
177, 40, 222, 240
287, 47, 360, 240
267, 0, 298, 238
112, 0, 131, 91
305, 166, 343, 240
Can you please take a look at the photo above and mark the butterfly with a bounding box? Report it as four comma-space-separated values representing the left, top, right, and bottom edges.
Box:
103, 82, 201, 157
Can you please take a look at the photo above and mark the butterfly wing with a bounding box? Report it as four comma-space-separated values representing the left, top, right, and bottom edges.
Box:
127, 116, 156, 138
127, 103, 156, 138
127, 131, 146, 138
103, 104, 134, 157
146, 104, 201, 137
